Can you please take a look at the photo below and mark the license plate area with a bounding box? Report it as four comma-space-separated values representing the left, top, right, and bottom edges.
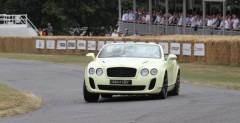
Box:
110, 80, 132, 85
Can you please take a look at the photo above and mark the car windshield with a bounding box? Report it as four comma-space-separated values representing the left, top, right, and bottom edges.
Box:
98, 44, 161, 59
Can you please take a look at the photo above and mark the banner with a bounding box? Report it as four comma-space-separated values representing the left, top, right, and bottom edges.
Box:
159, 42, 169, 54
194, 43, 205, 56
98, 41, 105, 51
46, 40, 55, 49
36, 39, 45, 49
57, 40, 67, 50
67, 40, 76, 50
88, 40, 96, 50
170, 43, 180, 55
183, 43, 191, 56
77, 40, 86, 50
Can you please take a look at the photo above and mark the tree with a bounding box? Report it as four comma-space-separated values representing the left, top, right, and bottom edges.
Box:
0, 0, 118, 35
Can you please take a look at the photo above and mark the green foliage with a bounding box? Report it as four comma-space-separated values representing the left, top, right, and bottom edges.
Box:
0, 0, 118, 35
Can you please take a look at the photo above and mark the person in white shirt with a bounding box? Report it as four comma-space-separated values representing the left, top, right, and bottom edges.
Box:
196, 16, 202, 27
186, 14, 191, 26
232, 14, 239, 30
224, 17, 230, 30
207, 16, 213, 27
128, 10, 135, 22
145, 12, 151, 23
121, 10, 129, 22
168, 14, 174, 25
160, 16, 166, 25
177, 14, 183, 26
111, 29, 119, 37
190, 15, 196, 27
154, 12, 162, 24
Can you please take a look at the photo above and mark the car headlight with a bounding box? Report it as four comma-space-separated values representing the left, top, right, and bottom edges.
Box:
96, 68, 103, 76
150, 68, 158, 75
141, 68, 149, 76
89, 68, 95, 74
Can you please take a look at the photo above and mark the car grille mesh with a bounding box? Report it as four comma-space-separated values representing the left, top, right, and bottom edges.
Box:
98, 85, 145, 91
107, 67, 137, 77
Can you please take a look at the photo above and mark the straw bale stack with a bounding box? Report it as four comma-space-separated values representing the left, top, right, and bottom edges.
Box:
0, 35, 240, 64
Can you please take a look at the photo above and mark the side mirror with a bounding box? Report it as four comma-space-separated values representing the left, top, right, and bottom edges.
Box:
86, 53, 96, 61
167, 54, 177, 61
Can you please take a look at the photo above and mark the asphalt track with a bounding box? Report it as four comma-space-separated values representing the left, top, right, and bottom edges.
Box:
0, 58, 240, 123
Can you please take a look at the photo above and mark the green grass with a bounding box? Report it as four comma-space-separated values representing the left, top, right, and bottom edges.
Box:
0, 53, 240, 90
0, 82, 41, 118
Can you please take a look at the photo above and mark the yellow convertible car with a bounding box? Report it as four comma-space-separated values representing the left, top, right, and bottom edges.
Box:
84, 43, 180, 102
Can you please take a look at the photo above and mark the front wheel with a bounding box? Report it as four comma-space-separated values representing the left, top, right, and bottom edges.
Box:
170, 71, 180, 96
152, 74, 168, 99
83, 81, 99, 102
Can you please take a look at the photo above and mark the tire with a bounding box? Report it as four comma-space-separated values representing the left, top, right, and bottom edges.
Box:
83, 81, 99, 102
101, 94, 113, 98
152, 73, 168, 99
170, 71, 180, 96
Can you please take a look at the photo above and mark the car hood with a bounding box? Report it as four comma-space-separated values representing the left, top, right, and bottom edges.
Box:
95, 58, 161, 69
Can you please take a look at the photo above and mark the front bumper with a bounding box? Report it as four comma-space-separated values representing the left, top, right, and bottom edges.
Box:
84, 74, 164, 94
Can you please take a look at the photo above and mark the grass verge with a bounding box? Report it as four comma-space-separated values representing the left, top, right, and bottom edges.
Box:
0, 53, 240, 90
0, 82, 42, 119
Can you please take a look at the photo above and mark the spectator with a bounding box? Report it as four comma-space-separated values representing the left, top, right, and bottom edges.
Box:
168, 14, 174, 25
122, 10, 129, 22
111, 29, 119, 37
212, 15, 220, 29
122, 28, 129, 37
186, 14, 191, 25
154, 12, 162, 24
177, 14, 183, 26
145, 12, 151, 23
232, 14, 239, 30
121, 8, 240, 31
47, 22, 53, 36
38, 28, 43, 36
207, 16, 213, 27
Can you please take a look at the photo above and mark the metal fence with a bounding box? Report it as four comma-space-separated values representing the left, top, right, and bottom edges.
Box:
119, 22, 240, 36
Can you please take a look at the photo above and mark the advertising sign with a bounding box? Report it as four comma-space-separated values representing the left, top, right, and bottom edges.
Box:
77, 40, 86, 50
194, 43, 205, 56
57, 40, 67, 50
159, 42, 169, 54
67, 40, 76, 50
183, 43, 191, 56
98, 41, 105, 51
36, 39, 45, 49
46, 40, 55, 49
88, 40, 96, 50
170, 43, 180, 55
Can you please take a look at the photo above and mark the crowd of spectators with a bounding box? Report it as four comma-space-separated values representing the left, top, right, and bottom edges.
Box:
121, 8, 240, 30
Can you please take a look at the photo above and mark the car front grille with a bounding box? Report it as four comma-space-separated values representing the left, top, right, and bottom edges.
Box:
107, 67, 137, 77
98, 85, 145, 91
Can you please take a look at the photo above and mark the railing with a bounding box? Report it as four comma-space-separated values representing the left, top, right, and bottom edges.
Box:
0, 14, 37, 31
119, 21, 240, 36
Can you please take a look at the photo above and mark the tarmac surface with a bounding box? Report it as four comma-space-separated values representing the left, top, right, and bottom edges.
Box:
0, 58, 240, 123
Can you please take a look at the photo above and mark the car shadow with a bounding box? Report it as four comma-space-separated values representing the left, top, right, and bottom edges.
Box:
97, 95, 176, 103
